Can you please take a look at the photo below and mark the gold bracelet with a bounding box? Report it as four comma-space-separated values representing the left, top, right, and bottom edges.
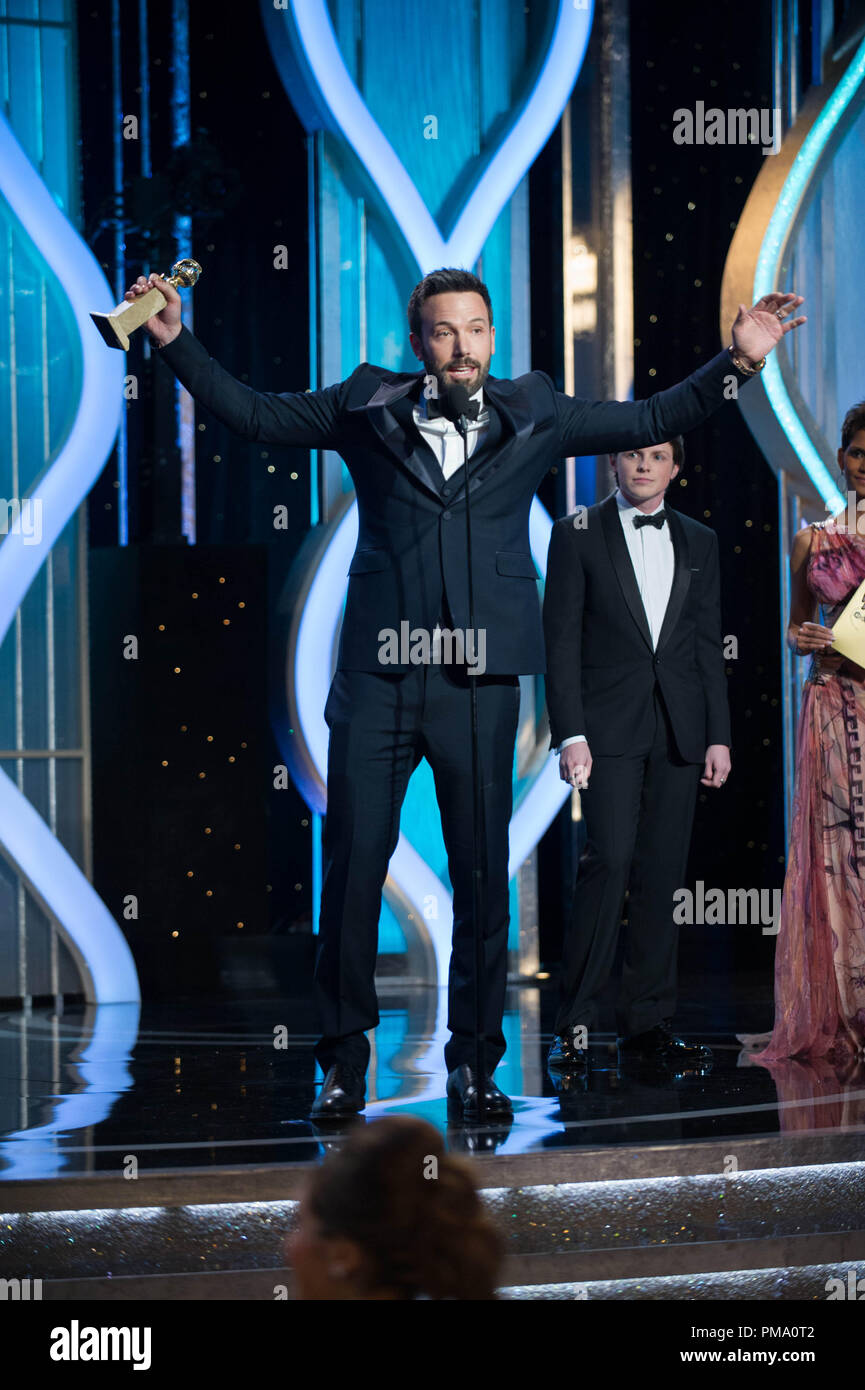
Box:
728, 345, 766, 375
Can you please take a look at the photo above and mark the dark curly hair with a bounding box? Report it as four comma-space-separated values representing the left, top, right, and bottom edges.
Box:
303, 1115, 503, 1300
407, 268, 493, 340
841, 401, 865, 451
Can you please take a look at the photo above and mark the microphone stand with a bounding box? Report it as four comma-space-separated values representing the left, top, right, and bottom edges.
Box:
451, 396, 487, 1124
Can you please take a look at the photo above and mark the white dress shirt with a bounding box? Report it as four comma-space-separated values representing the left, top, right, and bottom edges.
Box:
412, 386, 488, 477
558, 488, 674, 752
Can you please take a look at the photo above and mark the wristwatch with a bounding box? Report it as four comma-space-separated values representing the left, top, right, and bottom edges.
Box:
728, 344, 766, 375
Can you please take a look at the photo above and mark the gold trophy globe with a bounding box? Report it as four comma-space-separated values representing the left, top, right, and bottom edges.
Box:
90, 258, 202, 350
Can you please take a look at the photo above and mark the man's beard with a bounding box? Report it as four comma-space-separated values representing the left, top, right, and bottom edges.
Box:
425, 356, 490, 400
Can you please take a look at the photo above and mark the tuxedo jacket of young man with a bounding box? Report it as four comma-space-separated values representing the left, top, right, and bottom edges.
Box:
155, 326, 747, 1074
542, 489, 732, 1039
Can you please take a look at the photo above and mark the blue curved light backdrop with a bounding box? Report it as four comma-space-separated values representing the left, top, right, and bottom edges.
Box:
753, 35, 865, 511
0, 112, 140, 1005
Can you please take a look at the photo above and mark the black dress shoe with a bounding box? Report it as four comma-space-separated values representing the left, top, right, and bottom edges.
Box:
617, 1022, 712, 1065
547, 1026, 590, 1073
446, 1065, 513, 1118
310, 1063, 366, 1119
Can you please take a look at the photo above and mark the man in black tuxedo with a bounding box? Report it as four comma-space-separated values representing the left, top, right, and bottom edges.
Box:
126, 265, 804, 1117
543, 439, 730, 1076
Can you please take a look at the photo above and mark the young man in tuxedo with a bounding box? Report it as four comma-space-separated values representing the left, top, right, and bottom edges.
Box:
127, 266, 802, 1117
543, 439, 731, 1075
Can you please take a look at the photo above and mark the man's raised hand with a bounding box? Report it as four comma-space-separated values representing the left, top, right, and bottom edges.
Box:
124, 273, 182, 347
730, 292, 806, 366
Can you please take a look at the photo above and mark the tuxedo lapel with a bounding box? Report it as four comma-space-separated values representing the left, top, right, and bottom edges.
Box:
599, 494, 654, 651
655, 506, 692, 653
349, 371, 534, 501
349, 374, 444, 500
599, 495, 693, 654
447, 377, 532, 501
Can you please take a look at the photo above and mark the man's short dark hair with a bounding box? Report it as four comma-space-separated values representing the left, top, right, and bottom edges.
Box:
841, 401, 865, 451
407, 268, 493, 339
610, 437, 685, 471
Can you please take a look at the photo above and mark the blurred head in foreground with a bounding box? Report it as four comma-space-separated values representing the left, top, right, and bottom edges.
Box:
288, 1115, 503, 1299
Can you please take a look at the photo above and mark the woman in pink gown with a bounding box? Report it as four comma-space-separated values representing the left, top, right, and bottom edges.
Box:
745, 404, 865, 1064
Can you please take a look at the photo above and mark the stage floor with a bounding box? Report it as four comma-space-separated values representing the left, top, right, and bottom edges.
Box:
1, 977, 863, 1181
1, 979, 863, 1299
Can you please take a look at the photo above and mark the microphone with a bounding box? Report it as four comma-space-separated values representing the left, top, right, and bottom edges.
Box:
438, 380, 479, 435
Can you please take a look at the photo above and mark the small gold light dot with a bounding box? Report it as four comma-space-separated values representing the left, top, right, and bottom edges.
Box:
198, 772, 206, 779
158, 624, 165, 631
218, 577, 226, 584
204, 827, 212, 834
223, 619, 230, 626
171, 930, 179, 938
161, 760, 168, 767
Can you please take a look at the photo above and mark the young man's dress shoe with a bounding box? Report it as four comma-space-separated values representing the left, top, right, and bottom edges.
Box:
547, 1026, 589, 1072
617, 1022, 712, 1065
309, 1062, 366, 1119
446, 1064, 513, 1117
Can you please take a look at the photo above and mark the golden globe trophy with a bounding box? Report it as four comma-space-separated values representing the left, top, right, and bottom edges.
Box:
90, 258, 202, 350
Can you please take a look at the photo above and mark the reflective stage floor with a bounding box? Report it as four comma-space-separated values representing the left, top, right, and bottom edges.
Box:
1, 978, 863, 1299
1, 976, 864, 1178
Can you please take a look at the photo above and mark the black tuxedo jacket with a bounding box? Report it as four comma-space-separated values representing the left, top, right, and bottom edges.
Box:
158, 327, 750, 674
542, 494, 731, 762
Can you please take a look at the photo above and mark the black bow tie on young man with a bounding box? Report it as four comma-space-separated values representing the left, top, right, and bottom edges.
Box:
633, 511, 667, 529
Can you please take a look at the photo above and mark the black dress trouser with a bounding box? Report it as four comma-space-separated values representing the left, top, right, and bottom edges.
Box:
555, 685, 702, 1039
314, 663, 521, 1074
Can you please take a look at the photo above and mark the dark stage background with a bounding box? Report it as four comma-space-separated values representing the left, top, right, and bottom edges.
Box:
80, 1, 789, 998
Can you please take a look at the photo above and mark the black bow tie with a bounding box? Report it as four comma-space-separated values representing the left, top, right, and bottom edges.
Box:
424, 392, 481, 423
633, 511, 667, 530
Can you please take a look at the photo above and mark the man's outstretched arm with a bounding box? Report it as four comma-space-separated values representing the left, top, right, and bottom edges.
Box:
125, 272, 345, 448
551, 292, 805, 457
